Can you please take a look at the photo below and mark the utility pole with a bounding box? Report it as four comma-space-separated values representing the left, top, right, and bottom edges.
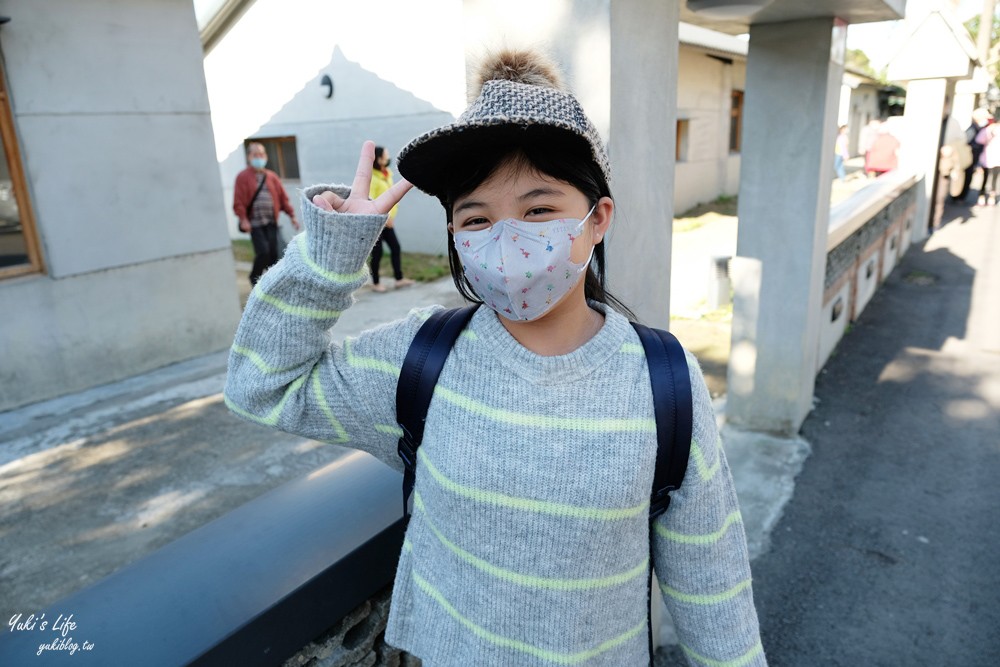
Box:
979, 0, 996, 65
979, 0, 998, 109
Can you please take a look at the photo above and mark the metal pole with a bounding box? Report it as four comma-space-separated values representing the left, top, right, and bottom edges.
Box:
979, 0, 996, 66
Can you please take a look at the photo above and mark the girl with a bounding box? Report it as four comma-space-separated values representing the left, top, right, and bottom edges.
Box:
225, 50, 765, 666
368, 146, 414, 291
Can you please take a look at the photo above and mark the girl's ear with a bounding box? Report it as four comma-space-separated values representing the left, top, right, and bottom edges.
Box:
590, 196, 614, 244
447, 222, 455, 234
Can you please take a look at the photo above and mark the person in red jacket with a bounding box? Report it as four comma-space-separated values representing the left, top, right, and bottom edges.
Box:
233, 142, 300, 286
865, 125, 900, 178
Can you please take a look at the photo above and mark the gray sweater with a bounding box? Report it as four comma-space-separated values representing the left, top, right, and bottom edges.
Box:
224, 184, 766, 666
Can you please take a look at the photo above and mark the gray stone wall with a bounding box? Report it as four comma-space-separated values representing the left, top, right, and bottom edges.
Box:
284, 587, 421, 667
825, 183, 918, 290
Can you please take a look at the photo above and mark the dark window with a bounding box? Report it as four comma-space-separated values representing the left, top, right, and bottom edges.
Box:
730, 90, 744, 153
0, 61, 43, 278
245, 136, 300, 180
676, 119, 690, 162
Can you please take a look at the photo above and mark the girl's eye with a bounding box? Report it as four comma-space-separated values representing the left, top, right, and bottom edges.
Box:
526, 207, 554, 217
458, 217, 490, 229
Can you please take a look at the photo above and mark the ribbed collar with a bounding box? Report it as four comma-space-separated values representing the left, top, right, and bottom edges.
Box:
470, 302, 632, 385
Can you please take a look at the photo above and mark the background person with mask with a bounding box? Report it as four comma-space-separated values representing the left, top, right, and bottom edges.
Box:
234, 142, 300, 286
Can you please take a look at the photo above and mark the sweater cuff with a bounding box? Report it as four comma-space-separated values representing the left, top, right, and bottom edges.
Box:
300, 183, 387, 274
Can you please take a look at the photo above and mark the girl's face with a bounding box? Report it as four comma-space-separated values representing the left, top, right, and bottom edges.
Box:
449, 159, 613, 264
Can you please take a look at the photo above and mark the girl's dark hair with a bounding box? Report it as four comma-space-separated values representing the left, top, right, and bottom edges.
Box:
439, 128, 636, 321
373, 146, 387, 170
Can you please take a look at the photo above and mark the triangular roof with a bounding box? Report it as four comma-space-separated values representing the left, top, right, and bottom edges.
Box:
886, 7, 979, 81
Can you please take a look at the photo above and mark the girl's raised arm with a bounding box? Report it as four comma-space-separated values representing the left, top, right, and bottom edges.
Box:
224, 142, 427, 472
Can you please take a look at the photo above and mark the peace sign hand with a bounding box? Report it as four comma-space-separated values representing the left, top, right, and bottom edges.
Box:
311, 141, 412, 216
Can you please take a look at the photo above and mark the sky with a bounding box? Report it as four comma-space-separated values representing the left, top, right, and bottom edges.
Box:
192, 0, 987, 70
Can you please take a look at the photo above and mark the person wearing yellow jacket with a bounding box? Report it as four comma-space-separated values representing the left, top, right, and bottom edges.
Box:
368, 146, 414, 292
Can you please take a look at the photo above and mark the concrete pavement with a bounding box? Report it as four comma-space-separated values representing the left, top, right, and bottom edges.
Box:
748, 201, 1000, 666
664, 199, 1000, 665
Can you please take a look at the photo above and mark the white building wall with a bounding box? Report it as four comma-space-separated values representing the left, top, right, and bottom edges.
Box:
214, 48, 458, 256
848, 83, 882, 155
0, 0, 242, 410
205, 0, 466, 256
674, 47, 746, 215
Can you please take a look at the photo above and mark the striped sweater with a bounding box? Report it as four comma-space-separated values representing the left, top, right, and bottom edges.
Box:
224, 184, 766, 667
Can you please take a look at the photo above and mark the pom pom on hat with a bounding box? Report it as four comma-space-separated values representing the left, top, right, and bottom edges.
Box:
469, 48, 565, 101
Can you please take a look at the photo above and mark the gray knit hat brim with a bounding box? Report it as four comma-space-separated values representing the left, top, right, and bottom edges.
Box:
397, 79, 610, 201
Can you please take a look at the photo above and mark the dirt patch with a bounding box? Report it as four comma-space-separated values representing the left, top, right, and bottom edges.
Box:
670, 316, 731, 399
236, 267, 252, 309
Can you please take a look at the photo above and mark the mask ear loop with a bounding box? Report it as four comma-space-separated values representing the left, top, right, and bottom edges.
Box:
569, 204, 600, 271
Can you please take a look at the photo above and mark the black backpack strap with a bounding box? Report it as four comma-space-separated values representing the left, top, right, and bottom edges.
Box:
396, 305, 479, 517
632, 323, 694, 665
630, 322, 693, 520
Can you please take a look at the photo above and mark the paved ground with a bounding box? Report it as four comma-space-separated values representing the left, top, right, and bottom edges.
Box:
752, 201, 1000, 666
661, 199, 1000, 665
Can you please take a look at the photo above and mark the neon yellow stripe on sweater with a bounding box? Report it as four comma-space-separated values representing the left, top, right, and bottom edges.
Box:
223, 375, 307, 426
659, 577, 752, 605
257, 292, 342, 319
412, 571, 646, 664
296, 235, 370, 284
681, 639, 765, 667
691, 437, 721, 482
344, 338, 401, 377
655, 511, 743, 545
375, 423, 404, 437
310, 367, 349, 443
418, 448, 648, 520
414, 493, 648, 590
231, 344, 300, 374
433, 386, 656, 432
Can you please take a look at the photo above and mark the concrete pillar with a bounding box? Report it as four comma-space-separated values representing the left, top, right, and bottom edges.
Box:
900, 78, 948, 241
607, 0, 678, 329
726, 18, 845, 435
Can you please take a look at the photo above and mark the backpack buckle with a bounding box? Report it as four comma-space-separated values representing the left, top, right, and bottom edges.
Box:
397, 433, 417, 469
649, 488, 674, 520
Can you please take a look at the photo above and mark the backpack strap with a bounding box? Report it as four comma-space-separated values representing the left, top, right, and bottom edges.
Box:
631, 322, 693, 665
630, 322, 693, 520
396, 305, 479, 517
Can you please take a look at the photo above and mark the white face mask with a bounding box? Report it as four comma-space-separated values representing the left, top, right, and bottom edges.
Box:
453, 206, 596, 321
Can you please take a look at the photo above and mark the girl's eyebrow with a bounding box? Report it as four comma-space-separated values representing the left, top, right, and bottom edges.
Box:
518, 187, 563, 201
454, 187, 563, 214
453, 199, 485, 215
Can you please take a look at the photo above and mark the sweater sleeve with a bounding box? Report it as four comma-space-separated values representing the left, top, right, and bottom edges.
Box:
223, 183, 437, 472
651, 351, 767, 667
